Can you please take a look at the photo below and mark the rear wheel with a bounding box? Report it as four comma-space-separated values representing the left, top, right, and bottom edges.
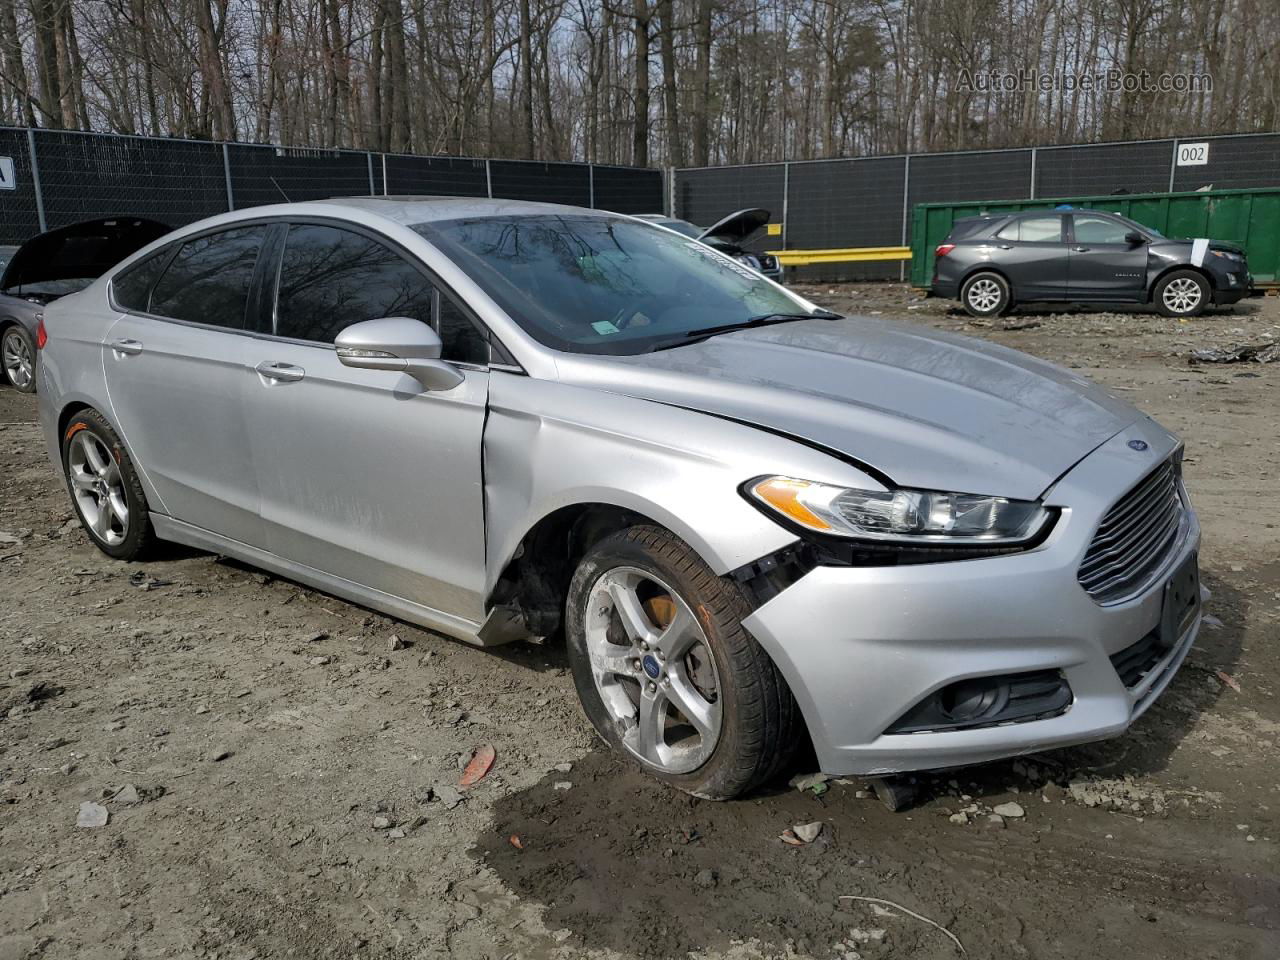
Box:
1154, 270, 1209, 317
565, 525, 800, 800
960, 271, 1012, 318
61, 409, 156, 560
2, 325, 36, 393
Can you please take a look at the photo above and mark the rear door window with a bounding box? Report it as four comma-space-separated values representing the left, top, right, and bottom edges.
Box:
149, 226, 269, 329
997, 216, 1063, 243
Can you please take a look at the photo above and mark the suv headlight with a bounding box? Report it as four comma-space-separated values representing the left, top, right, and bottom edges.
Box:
1210, 250, 1243, 263
747, 476, 1050, 545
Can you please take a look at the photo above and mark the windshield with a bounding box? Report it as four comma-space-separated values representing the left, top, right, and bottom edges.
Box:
412, 214, 812, 355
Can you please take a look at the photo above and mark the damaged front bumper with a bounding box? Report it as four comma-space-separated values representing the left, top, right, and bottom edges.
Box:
741, 423, 1202, 775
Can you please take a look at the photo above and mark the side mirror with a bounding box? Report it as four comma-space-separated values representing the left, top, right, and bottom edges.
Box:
1125, 231, 1147, 246
335, 317, 464, 392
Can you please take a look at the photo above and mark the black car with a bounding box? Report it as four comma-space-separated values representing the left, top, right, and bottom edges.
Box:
634, 209, 782, 280
931, 208, 1252, 318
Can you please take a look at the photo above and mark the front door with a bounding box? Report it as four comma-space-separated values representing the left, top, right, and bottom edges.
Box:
989, 214, 1069, 300
244, 221, 492, 621
102, 224, 270, 547
1066, 214, 1149, 300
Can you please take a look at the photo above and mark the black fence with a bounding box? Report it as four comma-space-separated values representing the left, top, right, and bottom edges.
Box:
674, 132, 1280, 281
0, 127, 664, 245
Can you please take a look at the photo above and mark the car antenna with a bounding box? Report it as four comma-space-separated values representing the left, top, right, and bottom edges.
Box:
270, 177, 292, 202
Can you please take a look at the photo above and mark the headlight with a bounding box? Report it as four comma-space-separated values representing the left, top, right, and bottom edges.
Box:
746, 476, 1049, 545
1210, 250, 1243, 262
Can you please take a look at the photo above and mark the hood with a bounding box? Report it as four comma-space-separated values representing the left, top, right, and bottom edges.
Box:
553, 317, 1145, 501
1, 217, 171, 292
698, 208, 770, 244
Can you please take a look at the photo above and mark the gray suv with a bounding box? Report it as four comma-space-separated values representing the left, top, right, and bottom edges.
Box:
932, 208, 1252, 319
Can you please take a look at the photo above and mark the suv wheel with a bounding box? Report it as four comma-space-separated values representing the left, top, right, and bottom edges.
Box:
1154, 270, 1209, 317
565, 525, 800, 800
960, 271, 1012, 318
61, 409, 157, 560
2, 325, 37, 393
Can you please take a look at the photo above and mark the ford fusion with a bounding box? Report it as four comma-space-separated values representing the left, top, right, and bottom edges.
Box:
37, 198, 1201, 799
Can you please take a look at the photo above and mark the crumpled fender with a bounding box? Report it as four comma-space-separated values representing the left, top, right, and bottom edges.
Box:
482, 371, 881, 597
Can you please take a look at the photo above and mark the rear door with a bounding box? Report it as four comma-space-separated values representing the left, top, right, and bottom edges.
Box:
1066, 214, 1148, 300
989, 214, 1069, 300
103, 224, 271, 546
243, 221, 492, 621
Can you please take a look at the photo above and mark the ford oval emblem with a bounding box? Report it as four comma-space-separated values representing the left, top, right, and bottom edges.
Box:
1128, 439, 1149, 452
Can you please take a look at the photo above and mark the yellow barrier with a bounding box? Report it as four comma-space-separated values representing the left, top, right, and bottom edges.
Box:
768, 246, 912, 266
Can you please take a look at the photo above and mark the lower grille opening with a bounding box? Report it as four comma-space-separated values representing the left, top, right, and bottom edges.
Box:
885, 670, 1072, 734
1109, 631, 1165, 689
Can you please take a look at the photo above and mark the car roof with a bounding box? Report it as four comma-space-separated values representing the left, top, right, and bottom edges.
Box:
311, 195, 604, 225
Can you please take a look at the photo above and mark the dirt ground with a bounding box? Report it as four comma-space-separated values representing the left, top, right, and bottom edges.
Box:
1, 285, 1277, 960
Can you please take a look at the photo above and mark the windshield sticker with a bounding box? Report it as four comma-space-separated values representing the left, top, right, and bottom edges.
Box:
591, 320, 621, 336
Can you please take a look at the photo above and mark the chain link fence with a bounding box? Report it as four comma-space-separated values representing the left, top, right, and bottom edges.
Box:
674, 132, 1280, 281
0, 127, 664, 245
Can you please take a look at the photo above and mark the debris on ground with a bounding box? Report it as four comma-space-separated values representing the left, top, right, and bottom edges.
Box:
992, 802, 1025, 818
388, 634, 408, 651
838, 895, 966, 954
1215, 670, 1243, 693
112, 784, 140, 804
1000, 318, 1043, 331
211, 747, 233, 762
509, 834, 524, 849
553, 781, 572, 791
76, 802, 109, 828
128, 571, 174, 591
789, 822, 824, 844
434, 785, 464, 809
788, 771, 832, 793
1189, 341, 1279, 364
694, 868, 717, 889
459, 744, 496, 788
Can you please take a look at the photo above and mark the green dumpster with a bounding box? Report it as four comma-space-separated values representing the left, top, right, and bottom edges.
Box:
909, 186, 1280, 290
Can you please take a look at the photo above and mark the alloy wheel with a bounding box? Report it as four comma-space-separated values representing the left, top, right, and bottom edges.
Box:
2, 330, 33, 390
67, 430, 129, 546
966, 278, 1002, 312
1162, 277, 1202, 314
583, 566, 722, 774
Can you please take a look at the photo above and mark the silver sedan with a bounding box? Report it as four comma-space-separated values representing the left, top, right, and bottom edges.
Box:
36, 198, 1202, 799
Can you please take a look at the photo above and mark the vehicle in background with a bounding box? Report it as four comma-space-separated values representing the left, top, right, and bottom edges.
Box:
931, 208, 1252, 319
38, 198, 1200, 801
634, 209, 782, 281
1, 218, 170, 393
0, 245, 17, 275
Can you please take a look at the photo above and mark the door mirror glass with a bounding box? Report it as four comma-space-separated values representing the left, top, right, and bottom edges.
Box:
1124, 231, 1146, 246
335, 317, 463, 391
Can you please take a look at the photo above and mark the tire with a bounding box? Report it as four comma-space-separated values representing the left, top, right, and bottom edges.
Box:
565, 524, 800, 800
1, 324, 37, 393
1154, 269, 1210, 317
60, 408, 157, 561
960, 271, 1012, 318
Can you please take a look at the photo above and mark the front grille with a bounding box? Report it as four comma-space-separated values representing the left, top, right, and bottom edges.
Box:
1109, 631, 1164, 688
1078, 458, 1184, 604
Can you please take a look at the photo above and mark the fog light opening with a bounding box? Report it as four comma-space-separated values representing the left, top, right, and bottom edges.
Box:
886, 670, 1072, 735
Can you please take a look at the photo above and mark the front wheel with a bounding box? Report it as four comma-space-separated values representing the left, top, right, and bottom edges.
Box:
565, 525, 800, 800
1154, 270, 1210, 317
2, 325, 37, 393
960, 271, 1012, 318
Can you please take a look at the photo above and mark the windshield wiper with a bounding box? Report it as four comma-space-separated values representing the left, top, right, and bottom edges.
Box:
648, 310, 842, 352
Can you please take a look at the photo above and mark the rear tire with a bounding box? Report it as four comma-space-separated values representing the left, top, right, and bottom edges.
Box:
1154, 269, 1209, 317
2, 325, 37, 393
960, 271, 1012, 318
565, 525, 800, 800
60, 409, 157, 561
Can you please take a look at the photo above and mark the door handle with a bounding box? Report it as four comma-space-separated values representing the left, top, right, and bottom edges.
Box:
255, 361, 305, 383
1073, 246, 1090, 252
109, 338, 143, 356
997, 244, 1013, 250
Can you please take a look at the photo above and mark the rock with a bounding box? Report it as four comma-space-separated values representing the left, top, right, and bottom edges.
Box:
233, 688, 251, 698
694, 868, 717, 889
793, 821, 823, 843
113, 784, 141, 804
553, 781, 572, 791
993, 802, 1025, 818
949, 812, 969, 825
194, 704, 210, 715
372, 816, 392, 830
104, 720, 125, 732
309, 656, 331, 666
986, 814, 1006, 829
388, 828, 406, 839
306, 632, 328, 643
1041, 783, 1065, 803
211, 747, 233, 762
77, 801, 109, 828
435, 785, 464, 809
388, 634, 407, 651
304, 866, 321, 877
553, 762, 573, 773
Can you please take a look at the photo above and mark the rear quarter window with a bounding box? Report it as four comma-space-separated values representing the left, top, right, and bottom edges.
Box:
112, 247, 173, 313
